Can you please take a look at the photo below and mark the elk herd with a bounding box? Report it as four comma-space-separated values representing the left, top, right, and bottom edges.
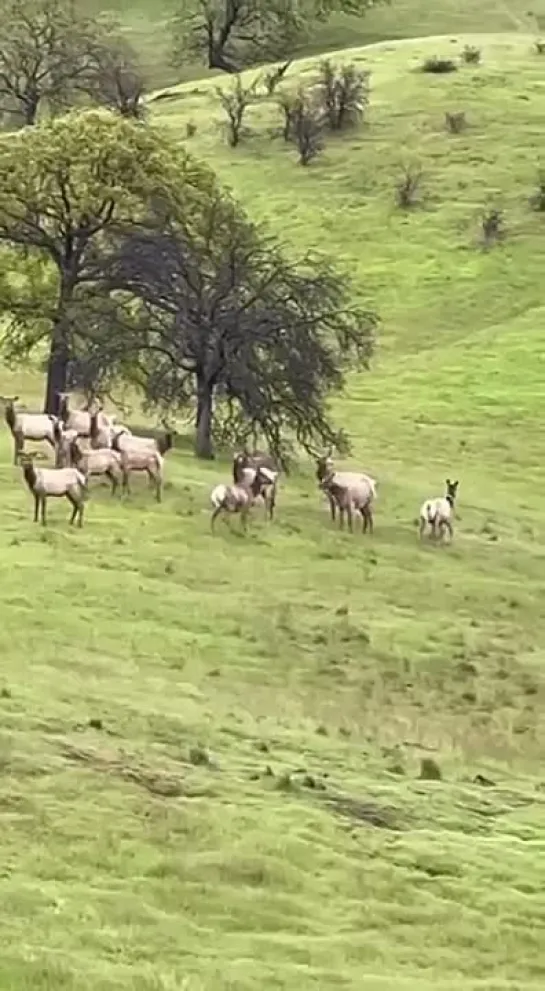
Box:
0, 393, 459, 542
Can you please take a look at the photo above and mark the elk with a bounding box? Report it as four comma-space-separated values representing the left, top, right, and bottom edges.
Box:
315, 450, 377, 530
419, 479, 459, 543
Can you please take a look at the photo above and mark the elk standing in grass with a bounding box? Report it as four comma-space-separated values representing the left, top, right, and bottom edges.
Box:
210, 467, 271, 532
419, 479, 459, 543
58, 393, 115, 439
19, 452, 87, 527
89, 409, 131, 449
119, 447, 165, 502
111, 423, 173, 458
315, 451, 377, 532
1, 395, 58, 464
54, 423, 85, 467
69, 438, 123, 495
232, 450, 279, 521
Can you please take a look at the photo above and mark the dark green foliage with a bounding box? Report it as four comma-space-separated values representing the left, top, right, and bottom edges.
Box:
461, 44, 481, 64
445, 110, 467, 133
314, 59, 370, 131
0, 110, 220, 413
419, 758, 442, 780
421, 56, 457, 74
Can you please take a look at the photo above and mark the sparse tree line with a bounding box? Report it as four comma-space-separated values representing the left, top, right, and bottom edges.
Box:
0, 109, 377, 462
213, 57, 369, 163
0, 0, 389, 129
210, 46, 545, 242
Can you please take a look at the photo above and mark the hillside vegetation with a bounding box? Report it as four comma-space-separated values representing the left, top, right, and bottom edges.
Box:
2, 29, 545, 991
87, 0, 545, 88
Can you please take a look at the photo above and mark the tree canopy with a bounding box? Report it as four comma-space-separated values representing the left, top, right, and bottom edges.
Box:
0, 0, 143, 126
0, 109, 221, 413
171, 0, 388, 73
94, 195, 376, 460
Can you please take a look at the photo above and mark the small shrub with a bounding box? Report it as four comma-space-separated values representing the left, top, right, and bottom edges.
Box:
481, 206, 504, 247
189, 744, 211, 766
395, 163, 423, 208
421, 56, 457, 74
419, 757, 442, 780
529, 170, 545, 211
216, 74, 257, 147
278, 91, 296, 141
185, 120, 197, 138
263, 60, 292, 95
445, 111, 467, 133
314, 59, 370, 131
461, 44, 481, 64
534, 39, 545, 54
279, 88, 325, 164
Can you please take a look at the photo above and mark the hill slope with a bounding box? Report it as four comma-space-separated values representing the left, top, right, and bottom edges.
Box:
87, 0, 545, 88
2, 34, 545, 991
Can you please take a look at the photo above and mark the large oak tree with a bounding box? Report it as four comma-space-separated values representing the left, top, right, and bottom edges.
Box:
171, 0, 388, 73
0, 109, 222, 414
95, 196, 377, 460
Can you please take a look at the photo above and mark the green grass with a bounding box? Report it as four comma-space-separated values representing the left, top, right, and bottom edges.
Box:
2, 30, 545, 991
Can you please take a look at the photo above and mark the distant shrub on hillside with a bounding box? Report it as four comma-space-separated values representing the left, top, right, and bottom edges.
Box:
461, 45, 481, 65
395, 163, 423, 208
445, 111, 467, 134
279, 88, 325, 165
421, 56, 457, 74
314, 59, 370, 132
277, 91, 296, 141
529, 170, 545, 211
534, 39, 545, 54
216, 74, 258, 147
262, 60, 292, 95
481, 207, 504, 248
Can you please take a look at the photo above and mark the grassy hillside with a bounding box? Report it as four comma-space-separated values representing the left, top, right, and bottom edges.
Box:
2, 32, 545, 991
86, 0, 545, 88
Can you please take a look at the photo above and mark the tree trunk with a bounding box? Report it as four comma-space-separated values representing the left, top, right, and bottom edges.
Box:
43, 315, 70, 415
23, 89, 39, 126
209, 43, 238, 72
195, 380, 214, 459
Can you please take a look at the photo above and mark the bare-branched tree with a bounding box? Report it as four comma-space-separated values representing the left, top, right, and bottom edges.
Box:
216, 74, 257, 146
95, 197, 377, 460
171, 0, 388, 74
0, 0, 100, 125
262, 59, 292, 95
85, 37, 146, 119
314, 59, 370, 131
0, 110, 221, 413
278, 88, 325, 163
0, 0, 145, 127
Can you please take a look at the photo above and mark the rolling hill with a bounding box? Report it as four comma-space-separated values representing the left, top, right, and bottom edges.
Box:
1, 25, 545, 991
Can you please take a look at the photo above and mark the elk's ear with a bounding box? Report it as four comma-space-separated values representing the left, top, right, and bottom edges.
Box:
446, 478, 451, 486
